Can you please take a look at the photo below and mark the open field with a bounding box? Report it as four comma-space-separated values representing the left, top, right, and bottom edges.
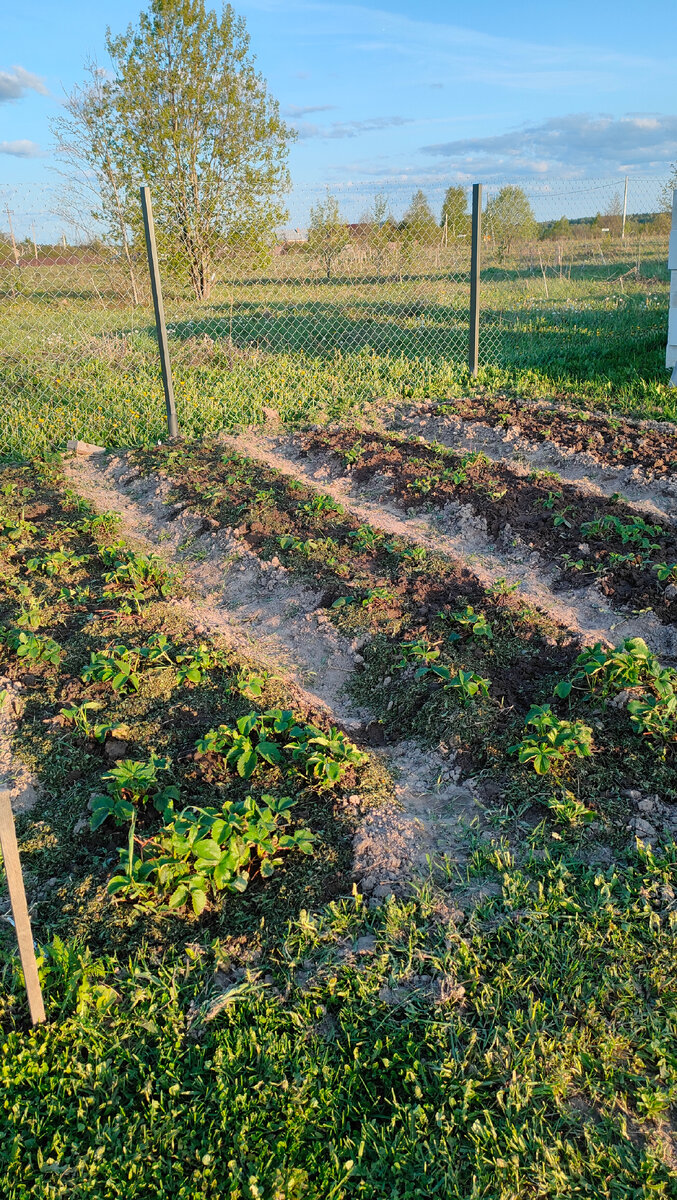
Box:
2, 219, 677, 1193
3, 392, 677, 1192
0, 233, 672, 460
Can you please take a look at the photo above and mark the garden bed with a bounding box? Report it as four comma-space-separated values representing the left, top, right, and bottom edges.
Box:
297, 426, 677, 622
119, 438, 677, 846
4, 446, 677, 1196
0, 458, 391, 958
429, 393, 677, 475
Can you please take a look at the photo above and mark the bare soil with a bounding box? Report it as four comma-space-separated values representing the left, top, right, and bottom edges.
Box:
387, 402, 677, 522
222, 430, 677, 662
430, 395, 677, 476
0, 676, 40, 815
64, 449, 492, 897
298, 426, 677, 623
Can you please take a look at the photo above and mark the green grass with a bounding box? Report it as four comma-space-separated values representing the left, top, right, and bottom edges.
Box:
0, 237, 673, 461
3, 850, 677, 1198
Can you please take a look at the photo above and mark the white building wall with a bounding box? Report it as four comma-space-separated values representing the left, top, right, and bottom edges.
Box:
668, 189, 677, 379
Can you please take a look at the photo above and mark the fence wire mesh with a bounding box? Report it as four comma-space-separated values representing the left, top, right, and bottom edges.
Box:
477, 178, 671, 375
0, 176, 671, 458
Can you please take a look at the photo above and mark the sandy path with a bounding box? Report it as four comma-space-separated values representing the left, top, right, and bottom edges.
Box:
0, 677, 40, 815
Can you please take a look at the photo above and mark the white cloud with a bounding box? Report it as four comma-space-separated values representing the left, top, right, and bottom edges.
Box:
0, 139, 45, 158
293, 114, 412, 140
283, 103, 336, 117
420, 113, 677, 177
0, 66, 48, 102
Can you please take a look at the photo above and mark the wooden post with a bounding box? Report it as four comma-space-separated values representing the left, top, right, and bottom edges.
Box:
0, 789, 45, 1024
469, 183, 482, 378
31, 224, 38, 263
5, 206, 19, 266
140, 185, 179, 439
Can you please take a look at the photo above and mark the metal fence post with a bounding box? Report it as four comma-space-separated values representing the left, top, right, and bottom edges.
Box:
469, 183, 482, 378
0, 789, 45, 1025
140, 185, 179, 439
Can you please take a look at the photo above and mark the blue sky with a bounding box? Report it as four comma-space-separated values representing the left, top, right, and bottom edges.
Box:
2, 0, 677, 225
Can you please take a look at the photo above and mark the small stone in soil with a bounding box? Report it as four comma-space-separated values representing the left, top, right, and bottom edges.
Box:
104, 738, 129, 760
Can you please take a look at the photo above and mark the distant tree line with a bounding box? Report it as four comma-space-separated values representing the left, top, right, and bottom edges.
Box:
302, 184, 672, 278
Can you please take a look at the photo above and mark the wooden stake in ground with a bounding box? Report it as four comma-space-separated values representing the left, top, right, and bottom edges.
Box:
0, 789, 46, 1024
5, 206, 19, 267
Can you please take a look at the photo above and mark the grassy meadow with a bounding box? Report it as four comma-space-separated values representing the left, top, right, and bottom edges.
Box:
0, 232, 673, 460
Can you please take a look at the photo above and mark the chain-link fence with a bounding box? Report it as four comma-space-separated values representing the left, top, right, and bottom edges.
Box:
477, 178, 671, 378
0, 176, 671, 457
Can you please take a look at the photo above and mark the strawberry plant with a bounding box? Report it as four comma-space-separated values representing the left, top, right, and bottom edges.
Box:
138, 632, 175, 667
654, 563, 677, 583
58, 583, 95, 606
196, 710, 300, 779
60, 700, 105, 738
552, 507, 574, 530
534, 490, 563, 511
361, 586, 398, 607
278, 535, 321, 557
90, 756, 178, 830
108, 793, 314, 913
444, 668, 491, 703
442, 464, 468, 486
349, 525, 383, 552
559, 554, 588, 573
0, 510, 38, 547
83, 646, 142, 694
554, 638, 670, 700
82, 635, 180, 694
100, 542, 174, 610
12, 581, 44, 630
299, 494, 344, 516
0, 627, 62, 666
288, 726, 367, 787
233, 670, 269, 698
446, 605, 493, 640
16, 606, 42, 631
395, 639, 442, 673
79, 510, 122, 540
487, 577, 520, 597
26, 548, 89, 577
196, 709, 366, 787
395, 641, 490, 698
396, 544, 427, 566
60, 701, 128, 743
176, 644, 226, 685
510, 706, 593, 775
580, 514, 662, 551
555, 639, 677, 747
478, 479, 507, 502
408, 475, 437, 495
627, 693, 677, 743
